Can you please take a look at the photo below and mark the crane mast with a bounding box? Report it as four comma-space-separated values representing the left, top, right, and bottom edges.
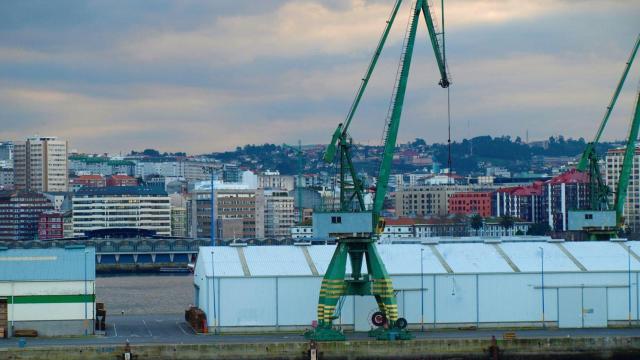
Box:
307, 0, 450, 341
577, 35, 639, 212
614, 90, 640, 228
323, 0, 450, 225
571, 34, 639, 237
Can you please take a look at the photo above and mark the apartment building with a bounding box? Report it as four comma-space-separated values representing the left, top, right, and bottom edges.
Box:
69, 174, 106, 190
72, 186, 171, 237
106, 174, 138, 187
258, 170, 295, 191
13, 136, 68, 192
0, 191, 53, 241
448, 192, 493, 217
395, 185, 473, 217
0, 168, 13, 190
543, 170, 590, 232
38, 211, 64, 240
189, 187, 261, 240
494, 182, 545, 223
605, 147, 640, 232
260, 189, 295, 239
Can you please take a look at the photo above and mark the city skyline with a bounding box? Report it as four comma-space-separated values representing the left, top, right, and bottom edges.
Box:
1, 1, 639, 154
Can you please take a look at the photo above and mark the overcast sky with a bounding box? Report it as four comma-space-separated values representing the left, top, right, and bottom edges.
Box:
0, 0, 639, 154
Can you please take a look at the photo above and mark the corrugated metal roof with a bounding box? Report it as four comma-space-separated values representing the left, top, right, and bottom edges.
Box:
377, 244, 447, 274
243, 246, 312, 276
197, 240, 640, 278
200, 246, 245, 277
437, 243, 513, 273
0, 247, 96, 281
500, 242, 579, 272
563, 241, 640, 271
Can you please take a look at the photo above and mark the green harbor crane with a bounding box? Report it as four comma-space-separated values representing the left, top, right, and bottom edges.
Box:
306, 0, 450, 341
573, 34, 639, 237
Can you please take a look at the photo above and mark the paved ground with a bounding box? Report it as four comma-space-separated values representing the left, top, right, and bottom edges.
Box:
2, 313, 640, 349
96, 275, 193, 315
2, 275, 639, 349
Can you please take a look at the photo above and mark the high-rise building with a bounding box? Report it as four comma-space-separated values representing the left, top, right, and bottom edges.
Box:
72, 186, 171, 237
259, 189, 295, 239
0, 141, 13, 163
171, 206, 188, 238
189, 187, 261, 240
13, 136, 68, 192
222, 164, 241, 183
0, 168, 13, 190
0, 191, 53, 241
605, 147, 640, 232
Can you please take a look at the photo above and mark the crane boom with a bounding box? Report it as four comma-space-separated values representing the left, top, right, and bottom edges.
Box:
614, 89, 640, 227
323, 0, 403, 164
421, 0, 450, 88
372, 1, 421, 221
577, 34, 640, 171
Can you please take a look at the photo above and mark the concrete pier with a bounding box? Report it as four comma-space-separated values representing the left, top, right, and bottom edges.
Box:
4, 335, 640, 360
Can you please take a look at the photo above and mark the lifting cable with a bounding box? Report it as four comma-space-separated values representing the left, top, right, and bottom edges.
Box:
441, 0, 453, 184
447, 86, 452, 184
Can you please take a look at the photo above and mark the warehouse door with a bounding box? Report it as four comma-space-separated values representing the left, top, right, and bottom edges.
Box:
558, 288, 582, 328
559, 287, 607, 328
582, 288, 607, 328
0, 299, 7, 338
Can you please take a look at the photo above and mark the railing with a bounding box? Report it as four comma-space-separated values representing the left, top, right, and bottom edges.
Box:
0, 238, 209, 253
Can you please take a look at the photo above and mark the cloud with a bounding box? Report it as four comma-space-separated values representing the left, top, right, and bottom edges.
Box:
0, 0, 638, 154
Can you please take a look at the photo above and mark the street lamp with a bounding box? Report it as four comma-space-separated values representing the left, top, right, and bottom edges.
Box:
629, 245, 632, 326
539, 246, 545, 329
211, 250, 217, 334
203, 167, 216, 247
420, 248, 424, 332
84, 249, 88, 336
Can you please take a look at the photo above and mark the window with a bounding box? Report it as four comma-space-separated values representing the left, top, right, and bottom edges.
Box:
584, 214, 593, 220
331, 216, 342, 224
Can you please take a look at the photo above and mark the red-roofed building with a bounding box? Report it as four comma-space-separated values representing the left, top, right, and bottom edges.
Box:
494, 170, 589, 232
494, 182, 544, 223
381, 217, 416, 239
70, 174, 106, 189
106, 174, 138, 187
449, 192, 492, 217
543, 169, 590, 231
548, 169, 589, 184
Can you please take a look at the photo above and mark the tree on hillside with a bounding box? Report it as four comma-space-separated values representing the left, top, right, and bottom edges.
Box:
142, 149, 160, 157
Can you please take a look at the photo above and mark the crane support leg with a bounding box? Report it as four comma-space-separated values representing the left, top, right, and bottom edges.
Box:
305, 238, 410, 341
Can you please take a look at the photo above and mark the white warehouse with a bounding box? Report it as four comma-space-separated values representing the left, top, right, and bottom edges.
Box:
0, 246, 96, 337
194, 238, 640, 332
